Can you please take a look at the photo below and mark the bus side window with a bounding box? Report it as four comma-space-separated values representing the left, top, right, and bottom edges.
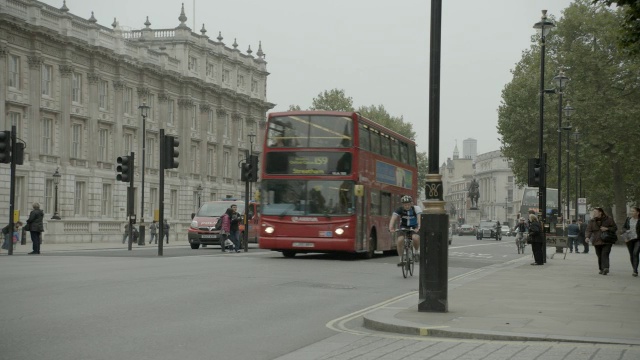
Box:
399, 142, 409, 164
358, 124, 370, 151
370, 131, 381, 154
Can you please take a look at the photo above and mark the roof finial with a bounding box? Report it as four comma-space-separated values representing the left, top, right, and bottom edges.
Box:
60, 0, 69, 12
232, 38, 238, 49
256, 41, 264, 58
88, 11, 97, 23
178, 3, 188, 28
217, 31, 224, 42
200, 23, 207, 35
247, 45, 253, 55
112, 17, 117, 28
144, 16, 151, 28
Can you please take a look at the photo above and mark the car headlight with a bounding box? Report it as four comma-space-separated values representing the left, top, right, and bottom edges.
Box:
334, 228, 345, 235
190, 220, 198, 228
264, 226, 275, 234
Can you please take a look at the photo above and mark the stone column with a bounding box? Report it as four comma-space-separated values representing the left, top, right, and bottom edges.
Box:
199, 104, 211, 176
59, 64, 74, 165
0, 46, 7, 122
86, 73, 101, 165
27, 55, 43, 160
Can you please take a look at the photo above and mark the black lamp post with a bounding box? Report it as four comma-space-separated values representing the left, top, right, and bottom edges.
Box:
533, 10, 555, 229
51, 167, 61, 220
562, 103, 575, 223
243, 132, 257, 253
572, 127, 580, 221
138, 102, 150, 245
196, 184, 203, 209
552, 69, 569, 234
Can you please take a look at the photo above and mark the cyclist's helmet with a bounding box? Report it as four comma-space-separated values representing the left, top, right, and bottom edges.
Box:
400, 195, 412, 204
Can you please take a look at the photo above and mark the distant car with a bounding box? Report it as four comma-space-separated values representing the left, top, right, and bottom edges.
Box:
448, 227, 453, 245
458, 224, 475, 236
501, 225, 512, 237
477, 220, 502, 241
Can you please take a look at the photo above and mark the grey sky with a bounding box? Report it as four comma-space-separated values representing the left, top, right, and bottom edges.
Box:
41, 0, 574, 161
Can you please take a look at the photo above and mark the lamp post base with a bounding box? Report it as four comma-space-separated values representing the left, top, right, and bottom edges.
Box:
51, 215, 61, 220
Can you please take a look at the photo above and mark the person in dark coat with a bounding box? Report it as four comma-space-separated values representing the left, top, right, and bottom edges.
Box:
26, 202, 45, 254
621, 206, 640, 277
578, 219, 588, 254
528, 214, 544, 265
585, 207, 617, 275
163, 219, 170, 244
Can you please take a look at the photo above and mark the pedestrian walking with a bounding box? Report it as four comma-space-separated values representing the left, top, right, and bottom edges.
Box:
528, 214, 544, 265
163, 219, 170, 244
26, 202, 44, 255
578, 219, 589, 254
567, 219, 580, 253
1, 221, 23, 252
122, 222, 130, 244
149, 220, 158, 244
586, 207, 617, 275
621, 206, 639, 277
220, 208, 232, 252
228, 205, 241, 252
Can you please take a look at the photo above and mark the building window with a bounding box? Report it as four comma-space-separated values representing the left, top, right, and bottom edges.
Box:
188, 56, 198, 71
210, 192, 217, 201
237, 75, 245, 90
15, 176, 26, 215
9, 55, 20, 89
168, 100, 174, 124
41, 118, 53, 155
41, 64, 52, 96
101, 183, 112, 216
223, 113, 230, 138
149, 187, 158, 219
170, 189, 178, 219
223, 150, 230, 178
71, 124, 82, 158
190, 144, 198, 173
146, 136, 156, 168
206, 62, 214, 77
72, 72, 82, 103
251, 78, 258, 93
98, 129, 108, 162
7, 112, 21, 137
74, 181, 86, 215
45, 179, 54, 215
207, 147, 215, 176
191, 105, 197, 130
208, 110, 215, 134
99, 80, 108, 110
237, 119, 244, 141
124, 133, 133, 155
222, 69, 230, 85
124, 87, 133, 115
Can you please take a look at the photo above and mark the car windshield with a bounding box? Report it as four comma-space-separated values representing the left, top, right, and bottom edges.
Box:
197, 202, 244, 217
479, 221, 495, 228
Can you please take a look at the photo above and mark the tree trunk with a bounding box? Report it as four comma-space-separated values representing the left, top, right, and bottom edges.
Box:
612, 162, 627, 233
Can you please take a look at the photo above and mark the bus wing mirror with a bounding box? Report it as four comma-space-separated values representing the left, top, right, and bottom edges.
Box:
354, 185, 364, 197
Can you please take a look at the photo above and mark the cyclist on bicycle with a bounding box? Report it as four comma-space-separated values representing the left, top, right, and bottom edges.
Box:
515, 217, 528, 243
388, 195, 421, 267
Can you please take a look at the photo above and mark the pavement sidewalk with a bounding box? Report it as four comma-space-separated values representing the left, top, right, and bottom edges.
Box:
364, 244, 640, 345
0, 240, 190, 254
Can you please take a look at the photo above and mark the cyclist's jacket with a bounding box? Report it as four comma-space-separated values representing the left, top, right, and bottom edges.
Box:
394, 206, 419, 229
515, 222, 528, 233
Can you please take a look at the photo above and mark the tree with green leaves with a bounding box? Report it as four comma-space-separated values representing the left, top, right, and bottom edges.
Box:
292, 88, 428, 191
593, 0, 640, 55
498, 0, 640, 226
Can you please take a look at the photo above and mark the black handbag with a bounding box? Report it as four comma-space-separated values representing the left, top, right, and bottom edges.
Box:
23, 223, 31, 231
601, 230, 617, 244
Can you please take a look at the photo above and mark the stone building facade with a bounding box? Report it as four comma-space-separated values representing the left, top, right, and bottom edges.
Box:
0, 0, 274, 242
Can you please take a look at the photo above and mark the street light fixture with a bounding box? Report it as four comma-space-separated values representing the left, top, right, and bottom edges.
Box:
553, 69, 569, 235
196, 184, 203, 209
533, 10, 555, 228
51, 167, 61, 220
562, 102, 575, 223
572, 128, 580, 221
138, 102, 150, 246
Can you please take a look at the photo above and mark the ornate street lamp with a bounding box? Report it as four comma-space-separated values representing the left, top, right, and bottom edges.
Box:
553, 69, 569, 233
138, 102, 150, 246
51, 167, 61, 220
196, 184, 203, 209
563, 102, 575, 222
533, 10, 555, 228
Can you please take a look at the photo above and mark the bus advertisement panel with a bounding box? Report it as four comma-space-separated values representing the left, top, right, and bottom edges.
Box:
519, 187, 559, 219
258, 111, 418, 258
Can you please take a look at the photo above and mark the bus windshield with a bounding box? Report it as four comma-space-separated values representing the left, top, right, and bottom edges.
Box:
197, 202, 244, 217
267, 115, 353, 148
262, 180, 355, 216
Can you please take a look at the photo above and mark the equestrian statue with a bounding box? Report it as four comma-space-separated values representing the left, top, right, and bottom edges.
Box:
468, 178, 480, 209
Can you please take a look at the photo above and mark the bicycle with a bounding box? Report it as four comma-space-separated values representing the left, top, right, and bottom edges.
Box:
515, 232, 527, 254
394, 228, 417, 278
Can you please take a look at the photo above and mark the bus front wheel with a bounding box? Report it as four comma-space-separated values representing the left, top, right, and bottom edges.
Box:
362, 231, 376, 259
282, 250, 296, 258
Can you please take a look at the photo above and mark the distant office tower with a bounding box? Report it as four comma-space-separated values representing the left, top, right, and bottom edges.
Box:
463, 138, 477, 160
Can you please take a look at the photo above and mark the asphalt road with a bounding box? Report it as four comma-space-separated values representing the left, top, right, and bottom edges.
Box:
0, 234, 527, 360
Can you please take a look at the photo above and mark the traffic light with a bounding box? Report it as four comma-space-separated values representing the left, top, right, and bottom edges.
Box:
164, 135, 179, 169
117, 154, 134, 182
241, 162, 253, 182
249, 154, 258, 181
0, 130, 10, 164
528, 158, 541, 187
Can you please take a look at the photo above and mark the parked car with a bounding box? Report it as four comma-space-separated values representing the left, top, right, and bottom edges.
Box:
457, 224, 475, 236
501, 225, 512, 237
187, 200, 260, 249
476, 220, 502, 241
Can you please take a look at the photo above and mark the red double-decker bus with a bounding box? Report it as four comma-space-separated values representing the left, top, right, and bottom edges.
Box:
258, 111, 418, 258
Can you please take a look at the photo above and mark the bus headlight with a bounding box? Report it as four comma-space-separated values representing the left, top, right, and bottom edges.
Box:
190, 220, 198, 228
264, 226, 275, 234
335, 228, 345, 235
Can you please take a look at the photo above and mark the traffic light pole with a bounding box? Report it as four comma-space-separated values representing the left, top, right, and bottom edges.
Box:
139, 114, 146, 246
7, 126, 17, 255
127, 151, 135, 251
158, 129, 165, 256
